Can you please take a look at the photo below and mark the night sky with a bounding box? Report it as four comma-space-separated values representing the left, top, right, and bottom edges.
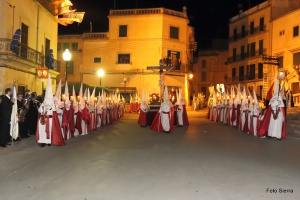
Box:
59, 0, 266, 49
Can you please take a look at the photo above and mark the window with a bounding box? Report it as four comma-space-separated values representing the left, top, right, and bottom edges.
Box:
202, 60, 206, 68
259, 40, 264, 55
241, 25, 246, 37
293, 52, 300, 65
259, 17, 265, 31
119, 25, 127, 37
72, 43, 78, 51
233, 48, 237, 61
250, 21, 254, 34
239, 66, 244, 81
21, 23, 29, 58
233, 28, 237, 40
167, 50, 181, 70
293, 26, 299, 37
63, 43, 69, 50
250, 42, 256, 57
232, 68, 236, 78
241, 45, 245, 59
248, 64, 255, 80
94, 57, 101, 63
258, 63, 263, 79
66, 60, 74, 74
118, 54, 130, 64
201, 72, 206, 81
45, 38, 50, 56
170, 26, 179, 39
57, 43, 61, 51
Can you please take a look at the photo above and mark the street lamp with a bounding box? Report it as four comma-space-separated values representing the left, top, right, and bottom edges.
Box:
63, 49, 71, 82
97, 69, 105, 86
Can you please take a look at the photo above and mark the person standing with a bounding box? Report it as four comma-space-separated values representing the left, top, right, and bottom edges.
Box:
0, 88, 14, 147
17, 93, 29, 138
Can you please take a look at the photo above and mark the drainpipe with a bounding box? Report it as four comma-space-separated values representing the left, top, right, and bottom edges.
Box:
36, 4, 39, 63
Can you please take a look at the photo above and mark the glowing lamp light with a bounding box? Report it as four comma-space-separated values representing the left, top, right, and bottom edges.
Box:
189, 73, 194, 79
63, 49, 71, 61
37, 66, 49, 79
277, 68, 286, 80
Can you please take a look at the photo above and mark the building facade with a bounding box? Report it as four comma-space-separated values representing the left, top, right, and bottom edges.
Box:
193, 50, 228, 100
57, 7, 196, 102
272, 8, 300, 103
226, 1, 271, 99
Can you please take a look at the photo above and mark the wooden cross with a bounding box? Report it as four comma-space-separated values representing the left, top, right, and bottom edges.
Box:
147, 59, 175, 100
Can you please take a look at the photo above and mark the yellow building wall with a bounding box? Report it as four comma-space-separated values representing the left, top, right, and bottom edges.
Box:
272, 9, 300, 91
0, 0, 59, 94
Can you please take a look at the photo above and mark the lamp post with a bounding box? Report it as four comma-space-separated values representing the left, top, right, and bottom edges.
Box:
63, 49, 71, 82
97, 69, 105, 86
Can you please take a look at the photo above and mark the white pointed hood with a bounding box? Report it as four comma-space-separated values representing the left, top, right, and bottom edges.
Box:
164, 85, 169, 102
72, 85, 78, 113
55, 79, 62, 101
44, 74, 54, 110
253, 89, 258, 105
64, 81, 71, 109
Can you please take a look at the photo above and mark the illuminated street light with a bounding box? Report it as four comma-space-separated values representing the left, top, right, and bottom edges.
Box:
63, 49, 71, 82
97, 69, 105, 86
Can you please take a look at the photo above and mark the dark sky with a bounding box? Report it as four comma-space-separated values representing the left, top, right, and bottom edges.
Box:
59, 0, 265, 49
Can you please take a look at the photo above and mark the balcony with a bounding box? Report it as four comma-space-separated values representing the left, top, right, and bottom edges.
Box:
83, 32, 109, 39
225, 74, 263, 84
0, 38, 60, 72
227, 49, 267, 64
229, 25, 266, 42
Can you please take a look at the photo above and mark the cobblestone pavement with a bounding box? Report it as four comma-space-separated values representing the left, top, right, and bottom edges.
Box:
0, 108, 299, 200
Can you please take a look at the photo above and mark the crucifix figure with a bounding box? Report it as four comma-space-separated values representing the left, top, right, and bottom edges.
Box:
147, 59, 175, 101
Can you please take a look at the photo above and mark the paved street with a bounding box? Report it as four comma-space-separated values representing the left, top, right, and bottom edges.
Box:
1, 108, 300, 200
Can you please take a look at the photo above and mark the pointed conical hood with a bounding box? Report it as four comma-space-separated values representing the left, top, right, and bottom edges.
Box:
64, 81, 69, 100
176, 89, 179, 104
164, 85, 169, 102
72, 85, 77, 104
97, 91, 101, 103
273, 74, 279, 97
64, 81, 71, 107
247, 87, 253, 102
44, 74, 54, 107
90, 87, 95, 101
242, 86, 247, 103
253, 89, 258, 105
55, 79, 62, 101
79, 83, 83, 99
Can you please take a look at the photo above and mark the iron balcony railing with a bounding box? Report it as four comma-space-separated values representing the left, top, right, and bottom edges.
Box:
227, 49, 267, 63
229, 25, 266, 42
224, 74, 263, 84
0, 38, 60, 71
